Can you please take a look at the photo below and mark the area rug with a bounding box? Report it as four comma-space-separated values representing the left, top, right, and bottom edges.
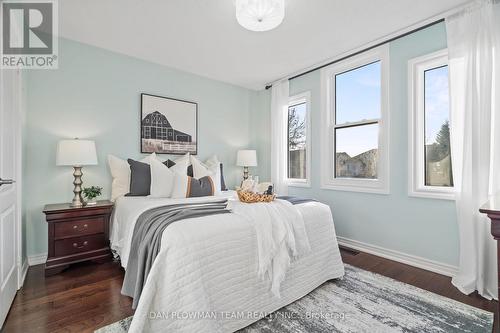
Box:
95, 264, 493, 333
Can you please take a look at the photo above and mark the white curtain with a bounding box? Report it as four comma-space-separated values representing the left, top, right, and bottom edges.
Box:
270, 80, 289, 195
446, 0, 500, 299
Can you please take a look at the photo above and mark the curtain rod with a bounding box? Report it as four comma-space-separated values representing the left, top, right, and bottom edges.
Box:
264, 18, 445, 90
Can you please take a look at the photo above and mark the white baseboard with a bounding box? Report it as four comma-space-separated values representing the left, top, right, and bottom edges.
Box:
337, 236, 458, 278
27, 253, 47, 266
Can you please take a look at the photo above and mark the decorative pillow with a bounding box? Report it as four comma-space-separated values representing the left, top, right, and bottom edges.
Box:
165, 153, 191, 175
191, 155, 227, 192
108, 154, 155, 201
191, 155, 221, 194
150, 158, 175, 198
205, 155, 227, 191
127, 159, 152, 196
219, 164, 227, 191
164, 159, 175, 168
171, 173, 216, 198
167, 160, 194, 177
108, 155, 131, 202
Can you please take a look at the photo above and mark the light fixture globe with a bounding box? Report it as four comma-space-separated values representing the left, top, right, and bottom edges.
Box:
236, 0, 285, 32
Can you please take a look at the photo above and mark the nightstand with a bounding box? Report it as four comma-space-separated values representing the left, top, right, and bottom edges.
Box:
43, 200, 114, 276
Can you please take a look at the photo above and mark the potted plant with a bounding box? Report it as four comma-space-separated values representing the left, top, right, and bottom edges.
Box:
82, 186, 102, 205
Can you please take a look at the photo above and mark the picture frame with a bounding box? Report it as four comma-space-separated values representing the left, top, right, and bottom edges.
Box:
140, 93, 198, 155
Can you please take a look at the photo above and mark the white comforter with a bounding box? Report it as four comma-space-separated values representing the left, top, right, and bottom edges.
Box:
111, 191, 344, 332
227, 199, 312, 297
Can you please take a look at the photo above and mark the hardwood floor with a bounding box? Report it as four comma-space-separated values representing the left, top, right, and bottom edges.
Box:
2, 260, 133, 333
2, 250, 497, 333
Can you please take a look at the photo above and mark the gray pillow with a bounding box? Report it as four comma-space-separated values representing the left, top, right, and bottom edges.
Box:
164, 159, 176, 168
187, 176, 215, 197
126, 159, 151, 196
220, 164, 227, 191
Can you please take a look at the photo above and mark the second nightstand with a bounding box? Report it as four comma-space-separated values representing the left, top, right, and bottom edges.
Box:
43, 200, 114, 276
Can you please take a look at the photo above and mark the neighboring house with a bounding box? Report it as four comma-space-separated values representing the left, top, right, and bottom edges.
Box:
426, 155, 452, 186
142, 111, 192, 142
288, 148, 307, 179
336, 149, 378, 178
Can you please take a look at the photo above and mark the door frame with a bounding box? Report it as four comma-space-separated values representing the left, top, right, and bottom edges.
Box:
0, 66, 24, 329
0, 4, 26, 290
2, 68, 26, 290
14, 69, 25, 289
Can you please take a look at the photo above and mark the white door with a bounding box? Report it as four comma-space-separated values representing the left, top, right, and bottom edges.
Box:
0, 68, 21, 327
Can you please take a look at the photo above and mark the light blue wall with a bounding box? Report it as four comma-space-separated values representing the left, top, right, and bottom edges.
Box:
250, 89, 272, 181
287, 23, 459, 266
24, 38, 254, 256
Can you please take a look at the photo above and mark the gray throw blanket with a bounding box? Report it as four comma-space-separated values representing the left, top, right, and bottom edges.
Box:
122, 199, 230, 308
278, 196, 317, 205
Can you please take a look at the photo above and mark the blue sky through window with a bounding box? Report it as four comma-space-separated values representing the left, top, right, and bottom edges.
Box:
336, 124, 378, 157
336, 61, 381, 124
335, 61, 381, 157
424, 66, 449, 144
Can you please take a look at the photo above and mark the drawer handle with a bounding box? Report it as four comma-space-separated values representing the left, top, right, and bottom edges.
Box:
72, 224, 89, 231
72, 241, 89, 249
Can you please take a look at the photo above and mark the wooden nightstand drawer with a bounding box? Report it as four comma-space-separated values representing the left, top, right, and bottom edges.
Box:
54, 234, 106, 257
44, 200, 114, 276
54, 217, 104, 239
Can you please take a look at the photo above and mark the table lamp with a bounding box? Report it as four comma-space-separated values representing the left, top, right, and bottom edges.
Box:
56, 139, 97, 207
236, 150, 257, 180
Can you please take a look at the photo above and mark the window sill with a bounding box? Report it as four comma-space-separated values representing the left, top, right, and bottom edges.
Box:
320, 182, 390, 195
286, 179, 311, 188
287, 183, 311, 188
408, 189, 455, 200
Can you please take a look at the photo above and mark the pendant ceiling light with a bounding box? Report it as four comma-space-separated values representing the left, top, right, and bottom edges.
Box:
236, 0, 285, 32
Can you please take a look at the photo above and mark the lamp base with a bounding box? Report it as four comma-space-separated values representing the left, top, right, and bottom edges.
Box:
70, 166, 85, 208
243, 166, 249, 180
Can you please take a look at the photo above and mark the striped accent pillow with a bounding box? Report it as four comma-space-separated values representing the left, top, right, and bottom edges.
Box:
171, 173, 216, 198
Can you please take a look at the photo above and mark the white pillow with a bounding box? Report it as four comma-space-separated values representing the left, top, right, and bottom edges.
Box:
171, 172, 190, 199
107, 153, 157, 201
191, 155, 221, 194
205, 155, 221, 168
147, 152, 158, 162
170, 153, 191, 175
108, 155, 130, 202
206, 155, 227, 191
149, 158, 175, 198
171, 171, 217, 199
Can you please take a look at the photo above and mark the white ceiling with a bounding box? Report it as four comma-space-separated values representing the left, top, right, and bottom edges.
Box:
59, 0, 470, 90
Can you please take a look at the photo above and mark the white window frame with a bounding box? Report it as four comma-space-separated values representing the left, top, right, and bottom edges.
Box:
285, 92, 311, 187
320, 45, 390, 194
408, 49, 455, 200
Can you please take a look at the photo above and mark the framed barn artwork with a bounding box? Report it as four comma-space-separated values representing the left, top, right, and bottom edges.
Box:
141, 93, 198, 155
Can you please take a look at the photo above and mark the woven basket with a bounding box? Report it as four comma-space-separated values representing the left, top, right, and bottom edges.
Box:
237, 190, 275, 203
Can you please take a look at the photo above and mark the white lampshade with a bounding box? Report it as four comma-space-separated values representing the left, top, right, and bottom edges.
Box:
237, 150, 257, 167
56, 139, 98, 166
236, 0, 284, 32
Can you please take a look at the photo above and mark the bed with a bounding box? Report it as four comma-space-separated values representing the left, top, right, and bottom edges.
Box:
110, 191, 344, 332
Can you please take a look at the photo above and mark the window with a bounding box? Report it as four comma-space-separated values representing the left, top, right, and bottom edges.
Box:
320, 45, 390, 193
286, 92, 311, 187
409, 49, 454, 200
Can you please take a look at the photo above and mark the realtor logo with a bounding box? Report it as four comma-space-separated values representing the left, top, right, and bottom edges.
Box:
1, 0, 58, 69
